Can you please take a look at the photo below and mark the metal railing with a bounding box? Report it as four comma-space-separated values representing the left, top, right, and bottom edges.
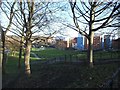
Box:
101, 67, 120, 88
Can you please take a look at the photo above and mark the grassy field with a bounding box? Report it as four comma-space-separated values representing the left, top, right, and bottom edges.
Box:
93, 50, 120, 60
32, 48, 80, 59
2, 54, 39, 88
4, 48, 120, 75
10, 62, 120, 88
32, 48, 120, 61
2, 48, 120, 88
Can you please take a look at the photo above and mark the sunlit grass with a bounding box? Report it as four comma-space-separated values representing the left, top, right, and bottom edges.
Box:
5, 49, 119, 76
5, 53, 40, 75
32, 48, 79, 59
3, 48, 120, 88
32, 48, 120, 61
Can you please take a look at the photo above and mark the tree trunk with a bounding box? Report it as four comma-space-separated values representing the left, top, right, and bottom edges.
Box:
18, 45, 22, 69
88, 31, 94, 68
24, 40, 31, 76
2, 31, 6, 74
88, 3, 95, 68
0, 26, 2, 66
18, 36, 24, 69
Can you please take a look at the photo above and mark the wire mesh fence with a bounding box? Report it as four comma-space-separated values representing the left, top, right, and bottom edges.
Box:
101, 68, 120, 88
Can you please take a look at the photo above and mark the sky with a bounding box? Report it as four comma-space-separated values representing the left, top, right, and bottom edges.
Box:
0, 1, 79, 38
0, 0, 119, 40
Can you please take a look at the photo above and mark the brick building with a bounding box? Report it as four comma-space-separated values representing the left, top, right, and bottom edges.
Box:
112, 38, 120, 50
84, 36, 102, 50
55, 40, 67, 50
93, 36, 101, 50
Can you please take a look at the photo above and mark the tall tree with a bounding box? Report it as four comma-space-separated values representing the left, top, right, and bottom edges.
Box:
1, 1, 65, 76
0, 26, 1, 90
0, 0, 16, 74
17, 1, 63, 76
68, 0, 120, 67
0, 0, 1, 66
19, 0, 36, 76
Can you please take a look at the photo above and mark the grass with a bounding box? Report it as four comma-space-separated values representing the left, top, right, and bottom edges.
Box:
6, 56, 23, 73
2, 54, 39, 88
93, 50, 120, 60
4, 48, 119, 75
3, 48, 120, 88
32, 48, 120, 61
32, 48, 80, 59
12, 62, 120, 88
5, 53, 39, 73
2, 55, 23, 88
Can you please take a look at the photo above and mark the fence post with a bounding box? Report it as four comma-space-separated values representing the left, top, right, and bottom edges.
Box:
109, 79, 113, 89
53, 57, 56, 63
70, 54, 72, 62
111, 51, 112, 59
65, 55, 66, 63
118, 68, 120, 88
59, 56, 60, 62
76, 55, 78, 62
55, 57, 56, 62
101, 52, 102, 60
118, 50, 120, 59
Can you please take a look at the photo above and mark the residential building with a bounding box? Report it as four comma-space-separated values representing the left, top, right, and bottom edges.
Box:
112, 38, 120, 50
104, 35, 111, 50
71, 37, 77, 49
55, 40, 67, 50
93, 36, 101, 50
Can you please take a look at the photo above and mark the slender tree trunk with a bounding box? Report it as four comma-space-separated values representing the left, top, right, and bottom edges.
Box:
0, 26, 2, 90
24, 40, 31, 76
0, 43, 2, 68
18, 36, 24, 69
88, 3, 95, 68
2, 31, 6, 74
0, 26, 2, 66
88, 31, 94, 68
18, 45, 22, 69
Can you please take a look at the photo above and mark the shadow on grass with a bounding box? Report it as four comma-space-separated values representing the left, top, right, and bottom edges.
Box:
6, 62, 119, 88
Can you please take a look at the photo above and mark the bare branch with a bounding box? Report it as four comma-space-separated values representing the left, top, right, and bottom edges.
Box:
93, 3, 120, 31
62, 23, 89, 39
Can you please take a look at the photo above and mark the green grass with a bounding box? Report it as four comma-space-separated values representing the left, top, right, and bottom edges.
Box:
6, 56, 24, 74
3, 53, 39, 88
32, 48, 120, 61
5, 54, 39, 72
32, 48, 80, 59
93, 51, 120, 60
3, 48, 120, 88
4, 49, 119, 77
2, 55, 24, 88
13, 62, 120, 88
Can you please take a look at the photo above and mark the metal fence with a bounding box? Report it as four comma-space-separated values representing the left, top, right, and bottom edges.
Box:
101, 67, 120, 88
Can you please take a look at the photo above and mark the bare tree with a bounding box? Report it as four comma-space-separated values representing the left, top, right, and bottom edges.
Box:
17, 1, 65, 76
68, 0, 120, 67
1, 0, 66, 76
0, 25, 2, 66
0, 0, 16, 74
